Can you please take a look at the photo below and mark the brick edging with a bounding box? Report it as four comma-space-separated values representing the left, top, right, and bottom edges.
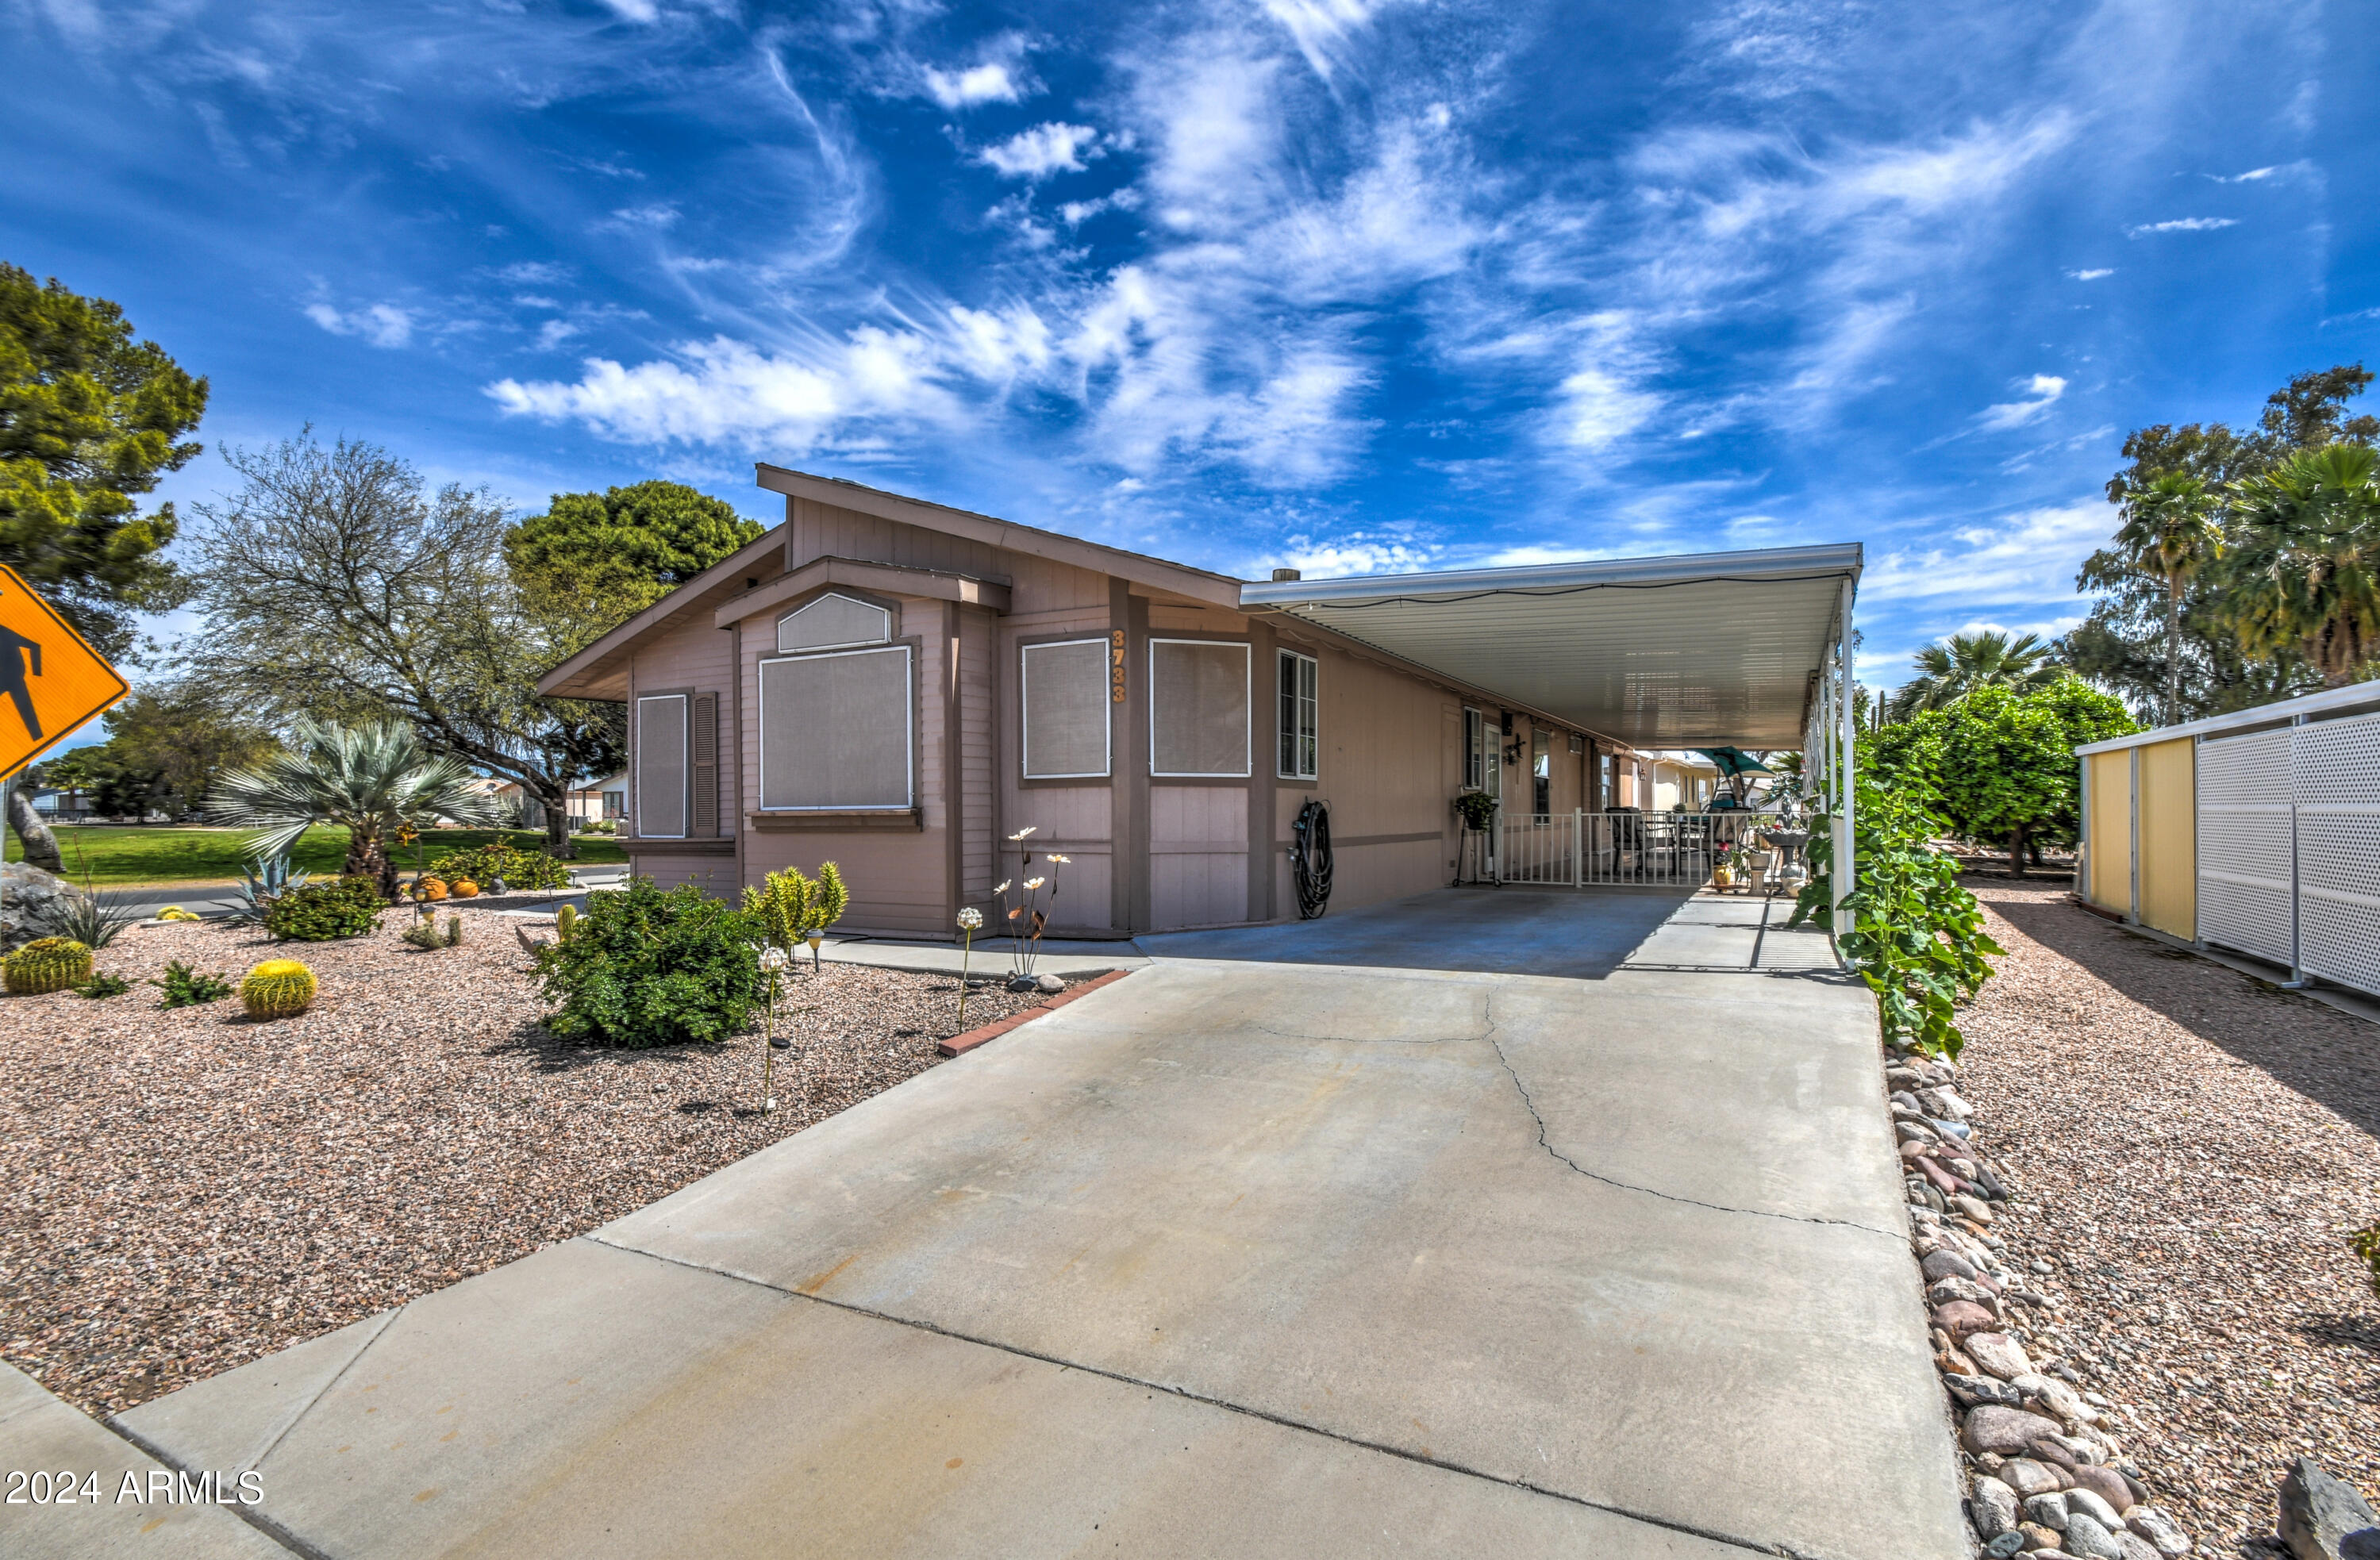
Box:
936, 968, 1136, 1058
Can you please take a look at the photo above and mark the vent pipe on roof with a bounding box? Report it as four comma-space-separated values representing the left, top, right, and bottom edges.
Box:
1271, 567, 1302, 582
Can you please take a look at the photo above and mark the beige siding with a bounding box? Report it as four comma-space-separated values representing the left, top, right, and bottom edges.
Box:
2137, 738, 2195, 939
958, 605, 997, 907
625, 855, 740, 896
1151, 785, 1248, 929
2085, 749, 2132, 914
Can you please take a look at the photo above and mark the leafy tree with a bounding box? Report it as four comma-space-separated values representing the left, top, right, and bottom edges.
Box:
0, 263, 207, 659
1881, 682, 2137, 876
2079, 363, 2377, 719
98, 682, 276, 817
207, 718, 501, 898
504, 480, 762, 626
1889, 631, 2064, 719
2226, 443, 2380, 686
2101, 472, 2224, 724
179, 433, 621, 858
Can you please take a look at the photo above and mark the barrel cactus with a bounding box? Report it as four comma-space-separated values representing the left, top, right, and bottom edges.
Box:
5, 938, 93, 996
240, 959, 318, 1020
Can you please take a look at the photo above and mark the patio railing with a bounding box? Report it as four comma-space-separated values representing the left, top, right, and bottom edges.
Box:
1485, 810, 1774, 888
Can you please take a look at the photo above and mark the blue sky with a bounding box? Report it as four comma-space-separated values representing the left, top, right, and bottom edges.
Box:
6, 0, 2378, 736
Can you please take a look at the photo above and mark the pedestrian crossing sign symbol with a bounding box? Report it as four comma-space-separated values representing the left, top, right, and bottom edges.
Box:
0, 564, 129, 782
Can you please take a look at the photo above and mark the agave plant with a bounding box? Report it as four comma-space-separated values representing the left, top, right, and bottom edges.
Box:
208, 720, 502, 900
225, 855, 311, 929
57, 890, 140, 950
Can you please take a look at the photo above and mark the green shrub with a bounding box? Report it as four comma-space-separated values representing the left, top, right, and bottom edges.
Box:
1791, 779, 2003, 1059
74, 971, 133, 999
426, 842, 573, 892
536, 877, 760, 1048
154, 960, 235, 1009
5, 938, 94, 995
265, 875, 387, 941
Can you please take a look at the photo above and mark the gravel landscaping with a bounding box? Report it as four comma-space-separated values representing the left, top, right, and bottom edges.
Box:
1949, 878, 2380, 1554
0, 912, 1075, 1420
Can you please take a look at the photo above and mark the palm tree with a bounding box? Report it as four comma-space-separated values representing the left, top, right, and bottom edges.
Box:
2226, 444, 2380, 687
2110, 471, 2224, 724
208, 720, 502, 898
1889, 631, 2064, 718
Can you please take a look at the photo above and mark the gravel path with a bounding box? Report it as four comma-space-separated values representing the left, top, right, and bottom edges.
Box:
1957, 878, 2380, 1553
0, 913, 1076, 1420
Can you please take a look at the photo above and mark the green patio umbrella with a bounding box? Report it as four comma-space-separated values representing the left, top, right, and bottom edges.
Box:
1694, 747, 1772, 806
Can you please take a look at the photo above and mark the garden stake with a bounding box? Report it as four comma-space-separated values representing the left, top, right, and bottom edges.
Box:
757, 946, 789, 1113
954, 905, 982, 1031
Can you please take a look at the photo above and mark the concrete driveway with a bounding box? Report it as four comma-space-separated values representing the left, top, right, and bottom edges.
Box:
88, 890, 1959, 1560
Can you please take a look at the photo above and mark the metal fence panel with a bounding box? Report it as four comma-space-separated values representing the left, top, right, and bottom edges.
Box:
2195, 728, 2293, 966
2293, 711, 2380, 997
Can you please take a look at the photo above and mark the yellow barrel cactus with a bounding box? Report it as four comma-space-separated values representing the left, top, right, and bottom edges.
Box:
4, 938, 93, 996
240, 959, 318, 1020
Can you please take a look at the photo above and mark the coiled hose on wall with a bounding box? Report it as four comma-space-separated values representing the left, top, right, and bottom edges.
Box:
1290, 799, 1334, 920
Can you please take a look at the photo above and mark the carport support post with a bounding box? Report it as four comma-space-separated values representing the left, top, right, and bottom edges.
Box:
1832, 579, 1855, 939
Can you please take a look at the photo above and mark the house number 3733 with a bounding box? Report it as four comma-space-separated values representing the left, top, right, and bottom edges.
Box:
1110, 630, 1126, 704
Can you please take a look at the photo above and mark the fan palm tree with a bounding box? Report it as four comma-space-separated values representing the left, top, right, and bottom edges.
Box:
1889, 631, 2064, 718
207, 720, 502, 898
2226, 444, 2380, 688
2110, 471, 2224, 724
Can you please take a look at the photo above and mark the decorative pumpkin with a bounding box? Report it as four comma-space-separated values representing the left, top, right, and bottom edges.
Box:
4, 938, 93, 996
240, 959, 318, 1020
417, 877, 448, 901
451, 879, 480, 898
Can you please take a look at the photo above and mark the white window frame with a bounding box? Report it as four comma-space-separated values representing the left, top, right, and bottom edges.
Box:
1148, 638, 1252, 778
1277, 649, 1318, 782
635, 693, 689, 840
756, 644, 915, 811
1020, 637, 1113, 780
776, 591, 893, 655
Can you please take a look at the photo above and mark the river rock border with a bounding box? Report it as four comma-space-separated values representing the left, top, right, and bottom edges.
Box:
1885, 1040, 2199, 1560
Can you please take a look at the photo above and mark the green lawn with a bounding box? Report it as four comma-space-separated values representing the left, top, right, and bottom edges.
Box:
6, 825, 627, 886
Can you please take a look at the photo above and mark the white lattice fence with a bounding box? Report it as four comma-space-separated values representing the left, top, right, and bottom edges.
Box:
2291, 711, 2380, 995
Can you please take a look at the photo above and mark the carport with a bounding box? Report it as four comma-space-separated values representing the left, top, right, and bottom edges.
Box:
1240, 543, 1863, 928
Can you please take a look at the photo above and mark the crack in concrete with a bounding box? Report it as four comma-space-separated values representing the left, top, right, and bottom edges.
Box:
590, 1236, 1811, 1558
1482, 995, 1901, 1242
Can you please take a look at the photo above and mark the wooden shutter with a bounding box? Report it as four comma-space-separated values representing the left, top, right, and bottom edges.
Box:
691, 692, 719, 836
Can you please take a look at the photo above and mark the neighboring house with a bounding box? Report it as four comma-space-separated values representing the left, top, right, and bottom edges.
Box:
536, 465, 1859, 940
483, 774, 626, 830
1644, 752, 1722, 812
27, 787, 94, 820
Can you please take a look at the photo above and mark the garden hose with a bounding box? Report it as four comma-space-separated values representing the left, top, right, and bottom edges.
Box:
1290, 799, 1334, 920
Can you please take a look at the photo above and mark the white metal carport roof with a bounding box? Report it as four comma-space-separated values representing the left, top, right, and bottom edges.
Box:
1238, 544, 1863, 750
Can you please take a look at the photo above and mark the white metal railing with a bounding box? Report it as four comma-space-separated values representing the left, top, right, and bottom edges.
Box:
1476, 810, 1776, 887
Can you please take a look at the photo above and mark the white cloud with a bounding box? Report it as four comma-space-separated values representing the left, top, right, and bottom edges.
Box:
1058, 188, 1142, 226
607, 202, 679, 229
979, 122, 1103, 180
922, 33, 1035, 110
305, 302, 414, 348
1260, 0, 1389, 84
534, 318, 580, 351
2212, 166, 2277, 183
493, 261, 571, 285
1974, 373, 2067, 432
2069, 267, 2114, 280
2125, 216, 2237, 236
1263, 532, 1441, 578
1863, 499, 2109, 606
598, 0, 659, 21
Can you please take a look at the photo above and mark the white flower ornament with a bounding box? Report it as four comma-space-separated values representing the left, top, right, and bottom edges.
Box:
956, 907, 984, 931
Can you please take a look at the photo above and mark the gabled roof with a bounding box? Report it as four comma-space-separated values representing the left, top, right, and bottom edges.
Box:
759, 465, 1243, 608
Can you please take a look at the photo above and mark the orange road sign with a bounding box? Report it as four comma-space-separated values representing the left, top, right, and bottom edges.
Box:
0, 564, 130, 783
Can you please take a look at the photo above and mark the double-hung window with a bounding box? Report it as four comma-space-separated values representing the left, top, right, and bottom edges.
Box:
1021, 639, 1111, 778
1149, 640, 1251, 777
1277, 650, 1318, 780
758, 593, 914, 810
636, 694, 688, 838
